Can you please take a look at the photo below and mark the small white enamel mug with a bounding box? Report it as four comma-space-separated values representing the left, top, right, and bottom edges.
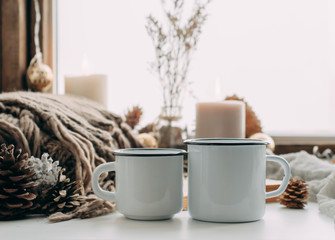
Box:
92, 148, 186, 220
185, 138, 290, 223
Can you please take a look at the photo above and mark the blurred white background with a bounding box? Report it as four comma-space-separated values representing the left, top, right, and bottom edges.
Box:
57, 0, 335, 135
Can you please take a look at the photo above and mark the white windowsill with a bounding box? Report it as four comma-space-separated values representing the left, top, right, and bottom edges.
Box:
1, 203, 334, 240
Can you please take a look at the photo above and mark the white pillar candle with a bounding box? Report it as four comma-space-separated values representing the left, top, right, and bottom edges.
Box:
65, 74, 108, 107
195, 100, 246, 138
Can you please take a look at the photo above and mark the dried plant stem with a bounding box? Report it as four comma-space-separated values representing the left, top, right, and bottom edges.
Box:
146, 0, 210, 117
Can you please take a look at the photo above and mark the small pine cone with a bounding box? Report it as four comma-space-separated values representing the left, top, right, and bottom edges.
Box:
125, 105, 143, 129
280, 178, 308, 209
0, 144, 39, 219
40, 168, 83, 215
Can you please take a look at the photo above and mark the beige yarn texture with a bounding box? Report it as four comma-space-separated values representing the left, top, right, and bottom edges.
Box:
0, 91, 142, 221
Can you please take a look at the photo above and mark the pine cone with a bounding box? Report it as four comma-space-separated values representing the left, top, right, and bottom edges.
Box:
40, 168, 82, 215
0, 144, 39, 219
125, 105, 143, 129
225, 95, 262, 137
280, 178, 308, 209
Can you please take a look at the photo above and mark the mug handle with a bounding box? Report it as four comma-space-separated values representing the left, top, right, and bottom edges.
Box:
265, 155, 290, 199
92, 162, 116, 202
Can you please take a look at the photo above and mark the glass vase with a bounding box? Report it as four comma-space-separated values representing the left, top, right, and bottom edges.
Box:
158, 106, 184, 148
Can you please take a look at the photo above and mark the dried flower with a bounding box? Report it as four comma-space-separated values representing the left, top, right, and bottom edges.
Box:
125, 105, 143, 129
146, 0, 211, 116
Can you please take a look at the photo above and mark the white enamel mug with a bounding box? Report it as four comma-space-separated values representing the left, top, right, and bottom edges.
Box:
92, 148, 186, 220
185, 138, 290, 222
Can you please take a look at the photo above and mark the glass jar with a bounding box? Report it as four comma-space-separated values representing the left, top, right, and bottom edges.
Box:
158, 106, 184, 148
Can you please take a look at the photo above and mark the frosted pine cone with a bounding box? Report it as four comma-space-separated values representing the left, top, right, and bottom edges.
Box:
28, 153, 61, 190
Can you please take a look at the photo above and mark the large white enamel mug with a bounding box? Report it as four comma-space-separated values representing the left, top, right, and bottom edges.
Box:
185, 138, 290, 222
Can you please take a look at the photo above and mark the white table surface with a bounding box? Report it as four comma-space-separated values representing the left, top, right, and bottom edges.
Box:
1, 202, 334, 240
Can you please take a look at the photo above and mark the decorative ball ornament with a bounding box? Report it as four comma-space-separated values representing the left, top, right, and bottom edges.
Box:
27, 55, 53, 92
249, 132, 275, 152
26, 0, 53, 92
136, 133, 158, 148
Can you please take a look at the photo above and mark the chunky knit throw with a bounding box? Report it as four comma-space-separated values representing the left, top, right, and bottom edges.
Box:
0, 91, 142, 221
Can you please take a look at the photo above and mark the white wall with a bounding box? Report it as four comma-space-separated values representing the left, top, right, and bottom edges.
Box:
58, 0, 335, 134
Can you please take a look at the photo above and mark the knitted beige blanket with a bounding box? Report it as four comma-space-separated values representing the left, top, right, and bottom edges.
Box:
0, 91, 142, 222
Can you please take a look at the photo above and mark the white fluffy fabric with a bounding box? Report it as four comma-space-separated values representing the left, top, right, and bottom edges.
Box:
267, 151, 335, 219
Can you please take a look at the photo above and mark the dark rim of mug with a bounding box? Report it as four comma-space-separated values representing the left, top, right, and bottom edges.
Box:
184, 138, 269, 146
113, 148, 187, 157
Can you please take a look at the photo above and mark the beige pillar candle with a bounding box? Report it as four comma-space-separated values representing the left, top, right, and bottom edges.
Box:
195, 100, 246, 138
65, 74, 108, 107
